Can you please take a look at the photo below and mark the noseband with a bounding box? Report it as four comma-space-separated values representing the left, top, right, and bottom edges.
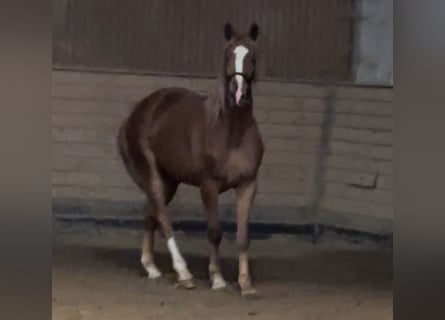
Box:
226, 72, 253, 84
224, 72, 254, 106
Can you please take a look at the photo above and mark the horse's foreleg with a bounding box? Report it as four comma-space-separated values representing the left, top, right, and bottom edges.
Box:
200, 181, 226, 290
235, 179, 257, 297
141, 203, 162, 279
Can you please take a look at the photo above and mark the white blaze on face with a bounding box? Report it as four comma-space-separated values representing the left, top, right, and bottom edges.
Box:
233, 45, 249, 105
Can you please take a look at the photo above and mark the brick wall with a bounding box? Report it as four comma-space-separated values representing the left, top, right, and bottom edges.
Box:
52, 70, 393, 235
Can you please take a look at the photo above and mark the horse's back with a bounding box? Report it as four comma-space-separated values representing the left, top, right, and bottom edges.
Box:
123, 87, 206, 136
131, 87, 204, 122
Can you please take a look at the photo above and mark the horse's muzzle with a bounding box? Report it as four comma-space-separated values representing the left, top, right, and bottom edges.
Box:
236, 96, 252, 107
226, 91, 251, 108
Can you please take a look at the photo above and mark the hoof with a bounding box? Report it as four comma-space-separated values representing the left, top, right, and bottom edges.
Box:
211, 279, 227, 290
211, 274, 227, 290
147, 270, 162, 280
240, 283, 259, 299
239, 276, 259, 298
142, 261, 162, 279
241, 287, 260, 299
176, 278, 195, 289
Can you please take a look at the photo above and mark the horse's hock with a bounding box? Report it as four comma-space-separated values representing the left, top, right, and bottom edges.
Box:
52, 71, 393, 236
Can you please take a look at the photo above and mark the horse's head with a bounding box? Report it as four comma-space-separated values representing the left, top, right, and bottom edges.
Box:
222, 22, 259, 108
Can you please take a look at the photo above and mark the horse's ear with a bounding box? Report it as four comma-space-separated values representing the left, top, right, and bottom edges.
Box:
224, 23, 234, 41
248, 23, 259, 41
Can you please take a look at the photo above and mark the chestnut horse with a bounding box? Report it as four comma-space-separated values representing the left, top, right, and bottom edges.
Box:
117, 23, 264, 296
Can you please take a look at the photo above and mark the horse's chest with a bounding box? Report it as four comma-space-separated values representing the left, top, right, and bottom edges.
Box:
204, 123, 262, 184
221, 150, 253, 184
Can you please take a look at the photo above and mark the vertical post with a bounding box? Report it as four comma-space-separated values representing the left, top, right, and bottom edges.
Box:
352, 0, 394, 86
310, 85, 336, 243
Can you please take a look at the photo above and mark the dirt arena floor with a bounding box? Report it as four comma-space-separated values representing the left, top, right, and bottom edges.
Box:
52, 221, 393, 320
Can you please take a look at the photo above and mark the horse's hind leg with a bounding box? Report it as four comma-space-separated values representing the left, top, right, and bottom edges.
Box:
200, 180, 227, 290
144, 159, 194, 288
141, 203, 161, 279
141, 181, 178, 279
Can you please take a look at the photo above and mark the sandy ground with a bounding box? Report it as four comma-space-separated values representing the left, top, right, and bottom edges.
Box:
52, 222, 393, 320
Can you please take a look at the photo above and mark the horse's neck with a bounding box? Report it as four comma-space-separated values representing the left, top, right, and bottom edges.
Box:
206, 82, 254, 145
224, 105, 254, 149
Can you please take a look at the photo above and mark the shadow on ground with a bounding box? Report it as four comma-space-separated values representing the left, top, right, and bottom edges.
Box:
53, 241, 392, 291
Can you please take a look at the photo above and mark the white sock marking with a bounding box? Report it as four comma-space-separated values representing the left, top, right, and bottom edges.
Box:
141, 254, 162, 279
233, 45, 249, 105
211, 272, 227, 290
167, 237, 192, 280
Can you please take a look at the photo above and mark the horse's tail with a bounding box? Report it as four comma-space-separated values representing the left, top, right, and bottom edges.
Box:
116, 121, 133, 180
117, 108, 158, 193
116, 119, 146, 191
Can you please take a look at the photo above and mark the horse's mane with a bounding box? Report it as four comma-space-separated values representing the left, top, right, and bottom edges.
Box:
203, 81, 225, 125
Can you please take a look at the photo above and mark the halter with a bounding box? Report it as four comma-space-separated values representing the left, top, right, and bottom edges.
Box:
226, 72, 252, 83
224, 72, 254, 106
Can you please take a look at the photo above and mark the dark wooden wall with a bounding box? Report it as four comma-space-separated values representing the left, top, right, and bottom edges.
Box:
53, 0, 355, 82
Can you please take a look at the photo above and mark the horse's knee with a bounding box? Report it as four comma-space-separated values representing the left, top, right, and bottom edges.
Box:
207, 223, 222, 245
237, 241, 249, 253
236, 232, 250, 252
157, 212, 173, 239
144, 215, 158, 231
